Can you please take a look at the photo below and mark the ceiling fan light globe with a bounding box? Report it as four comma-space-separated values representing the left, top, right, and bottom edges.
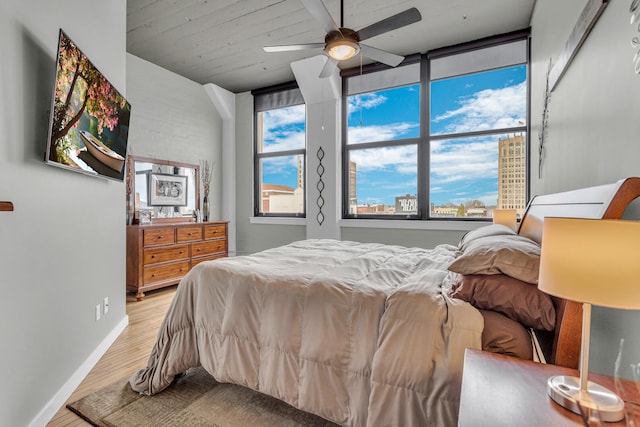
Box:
326, 39, 359, 60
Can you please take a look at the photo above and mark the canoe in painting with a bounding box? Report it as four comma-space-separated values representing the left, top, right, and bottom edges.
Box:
79, 130, 125, 172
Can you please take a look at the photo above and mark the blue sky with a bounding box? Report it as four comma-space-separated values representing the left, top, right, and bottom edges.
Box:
261, 64, 527, 208
261, 105, 306, 189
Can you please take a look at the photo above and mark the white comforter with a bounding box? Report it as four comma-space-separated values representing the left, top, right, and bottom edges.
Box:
130, 239, 483, 426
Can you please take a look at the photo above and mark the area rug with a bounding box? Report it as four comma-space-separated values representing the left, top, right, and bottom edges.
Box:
67, 366, 339, 426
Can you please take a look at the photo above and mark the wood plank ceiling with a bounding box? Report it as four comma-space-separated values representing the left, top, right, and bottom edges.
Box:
126, 0, 536, 93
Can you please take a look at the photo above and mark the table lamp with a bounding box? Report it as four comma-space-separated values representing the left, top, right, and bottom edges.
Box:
493, 209, 517, 231
538, 217, 640, 422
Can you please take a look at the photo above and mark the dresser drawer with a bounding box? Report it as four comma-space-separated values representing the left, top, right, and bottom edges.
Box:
192, 254, 225, 268
143, 228, 175, 247
143, 261, 190, 284
192, 239, 227, 257
204, 224, 226, 240
177, 226, 203, 242
143, 244, 189, 265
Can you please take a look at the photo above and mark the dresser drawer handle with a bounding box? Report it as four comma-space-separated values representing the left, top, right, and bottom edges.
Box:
151, 273, 156, 277
188, 232, 193, 236
157, 235, 163, 239
151, 255, 156, 259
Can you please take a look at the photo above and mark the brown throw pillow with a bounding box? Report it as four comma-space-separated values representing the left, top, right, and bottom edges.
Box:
449, 234, 540, 284
458, 224, 517, 251
449, 274, 555, 331
479, 309, 533, 360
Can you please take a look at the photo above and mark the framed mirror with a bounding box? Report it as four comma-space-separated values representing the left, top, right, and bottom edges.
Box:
127, 155, 200, 222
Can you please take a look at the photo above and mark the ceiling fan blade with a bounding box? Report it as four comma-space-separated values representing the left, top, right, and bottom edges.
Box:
263, 43, 325, 52
360, 44, 405, 67
300, 0, 340, 34
356, 7, 422, 42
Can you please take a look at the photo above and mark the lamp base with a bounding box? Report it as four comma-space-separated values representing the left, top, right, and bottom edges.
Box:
547, 375, 625, 422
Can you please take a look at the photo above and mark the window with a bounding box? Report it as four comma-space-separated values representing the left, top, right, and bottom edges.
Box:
343, 63, 421, 218
253, 85, 306, 217
430, 63, 527, 219
343, 33, 529, 220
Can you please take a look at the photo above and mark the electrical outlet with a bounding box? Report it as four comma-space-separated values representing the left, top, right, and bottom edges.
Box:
103, 297, 109, 315
95, 304, 101, 321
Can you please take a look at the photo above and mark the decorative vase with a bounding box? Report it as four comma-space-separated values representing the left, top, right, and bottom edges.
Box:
203, 196, 210, 222
125, 194, 134, 225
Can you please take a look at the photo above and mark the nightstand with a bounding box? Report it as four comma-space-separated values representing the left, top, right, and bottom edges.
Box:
459, 349, 639, 426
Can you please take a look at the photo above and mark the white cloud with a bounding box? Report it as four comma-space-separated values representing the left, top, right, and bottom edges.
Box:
430, 137, 498, 186
262, 129, 305, 152
348, 123, 418, 144
347, 93, 387, 115
350, 144, 416, 173
261, 104, 306, 152
262, 105, 305, 128
433, 81, 526, 133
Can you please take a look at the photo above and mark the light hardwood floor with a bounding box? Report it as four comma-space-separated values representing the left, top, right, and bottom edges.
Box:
48, 286, 177, 426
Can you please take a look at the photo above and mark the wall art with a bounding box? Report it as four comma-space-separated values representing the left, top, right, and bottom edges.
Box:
549, 0, 609, 91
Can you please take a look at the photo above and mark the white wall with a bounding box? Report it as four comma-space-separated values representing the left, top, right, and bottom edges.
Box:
0, 1, 127, 426
531, 0, 640, 192
530, 0, 640, 376
127, 54, 224, 220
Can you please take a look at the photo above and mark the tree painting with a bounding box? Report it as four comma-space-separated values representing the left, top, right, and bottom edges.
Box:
49, 32, 129, 168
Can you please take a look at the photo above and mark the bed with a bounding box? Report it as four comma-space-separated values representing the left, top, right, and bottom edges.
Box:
130, 177, 640, 427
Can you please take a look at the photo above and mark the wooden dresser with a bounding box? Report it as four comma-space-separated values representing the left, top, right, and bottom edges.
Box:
126, 221, 228, 300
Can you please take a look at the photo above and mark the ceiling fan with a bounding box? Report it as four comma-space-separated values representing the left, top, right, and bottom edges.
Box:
263, 0, 422, 77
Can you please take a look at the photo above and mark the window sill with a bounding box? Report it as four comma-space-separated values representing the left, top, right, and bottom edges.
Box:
338, 219, 489, 232
250, 217, 496, 232
250, 217, 306, 226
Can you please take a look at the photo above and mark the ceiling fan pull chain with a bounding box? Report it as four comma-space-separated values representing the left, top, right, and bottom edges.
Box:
321, 79, 325, 131
359, 52, 364, 127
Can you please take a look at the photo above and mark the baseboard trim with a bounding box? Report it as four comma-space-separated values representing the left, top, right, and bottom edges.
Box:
28, 314, 129, 427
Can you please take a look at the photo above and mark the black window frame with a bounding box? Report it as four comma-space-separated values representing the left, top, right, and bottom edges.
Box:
252, 82, 306, 218
341, 29, 531, 221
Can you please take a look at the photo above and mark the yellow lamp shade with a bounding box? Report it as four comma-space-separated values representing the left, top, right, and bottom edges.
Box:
493, 209, 517, 230
538, 218, 640, 309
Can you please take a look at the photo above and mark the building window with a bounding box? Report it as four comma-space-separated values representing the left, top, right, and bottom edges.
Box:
253, 85, 306, 217
342, 32, 529, 220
